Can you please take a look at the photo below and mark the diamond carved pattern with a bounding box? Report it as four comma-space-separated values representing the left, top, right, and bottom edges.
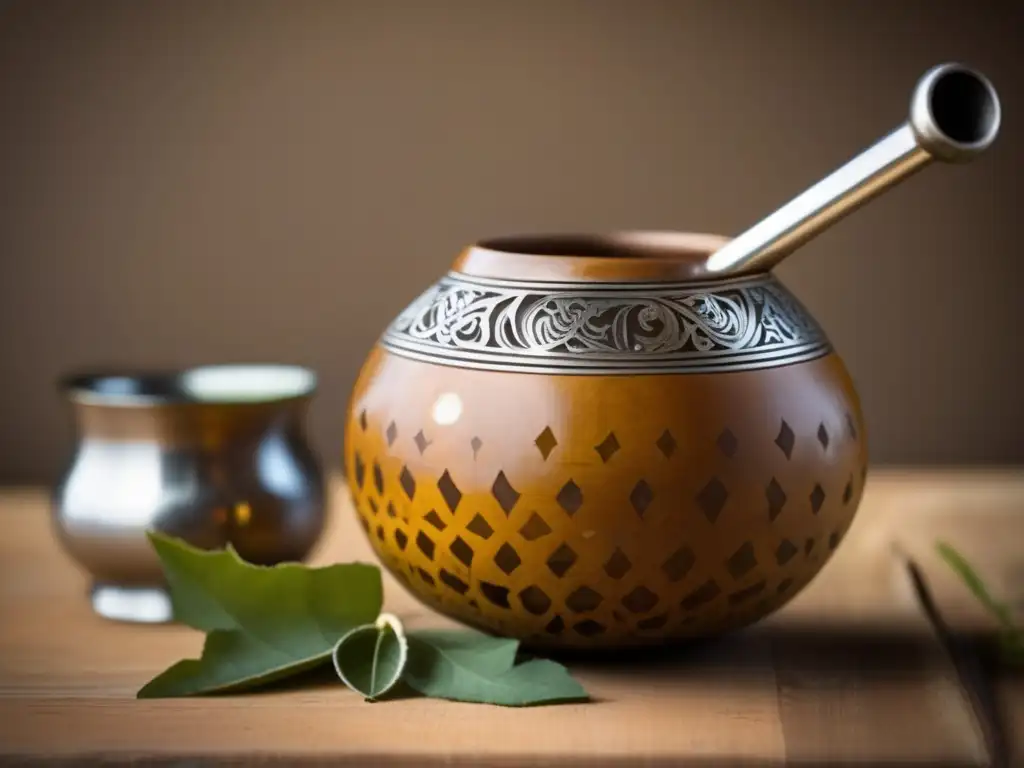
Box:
399, 466, 416, 500
492, 471, 520, 515
353, 453, 365, 489
519, 586, 551, 615
662, 547, 695, 582
556, 480, 583, 516
449, 536, 474, 567
439, 569, 468, 594
416, 531, 435, 560
467, 514, 493, 539
817, 423, 830, 450
656, 429, 677, 458
480, 581, 510, 608
766, 478, 787, 521
595, 433, 620, 463
726, 542, 757, 579
717, 428, 738, 458
413, 430, 430, 454
352, 407, 861, 645
565, 586, 603, 613
547, 543, 578, 577
423, 510, 446, 531
622, 586, 658, 614
534, 427, 558, 460
629, 480, 654, 517
494, 543, 522, 575
775, 539, 798, 565
680, 580, 720, 610
810, 483, 826, 515
775, 420, 795, 459
437, 470, 462, 513
518, 513, 551, 541
729, 580, 766, 606
696, 477, 728, 523
604, 548, 632, 579
574, 620, 605, 637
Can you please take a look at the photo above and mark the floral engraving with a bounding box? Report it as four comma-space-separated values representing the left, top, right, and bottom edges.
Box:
382, 273, 829, 374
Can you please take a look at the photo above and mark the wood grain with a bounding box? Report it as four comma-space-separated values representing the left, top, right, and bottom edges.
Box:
0, 469, 1020, 765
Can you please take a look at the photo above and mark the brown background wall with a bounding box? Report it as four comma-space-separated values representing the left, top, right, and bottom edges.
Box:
0, 0, 1021, 484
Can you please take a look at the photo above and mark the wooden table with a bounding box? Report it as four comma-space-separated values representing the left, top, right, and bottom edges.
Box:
1, 469, 1021, 766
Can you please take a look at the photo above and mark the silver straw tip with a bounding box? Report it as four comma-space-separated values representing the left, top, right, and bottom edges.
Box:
909, 63, 1001, 163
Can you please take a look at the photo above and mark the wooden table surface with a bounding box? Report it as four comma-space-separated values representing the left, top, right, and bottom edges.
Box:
1, 469, 1021, 766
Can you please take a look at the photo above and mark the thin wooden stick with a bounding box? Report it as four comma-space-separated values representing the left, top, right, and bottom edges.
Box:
892, 543, 1010, 768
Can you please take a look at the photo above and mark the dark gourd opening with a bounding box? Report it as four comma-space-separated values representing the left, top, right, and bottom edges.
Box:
478, 232, 719, 260
458, 231, 740, 282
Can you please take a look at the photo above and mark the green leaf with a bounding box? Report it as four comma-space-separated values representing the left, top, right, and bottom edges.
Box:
404, 629, 519, 675
936, 541, 1023, 664
936, 542, 1017, 631
404, 629, 589, 706
138, 534, 591, 705
138, 628, 328, 697
138, 532, 382, 698
332, 613, 408, 701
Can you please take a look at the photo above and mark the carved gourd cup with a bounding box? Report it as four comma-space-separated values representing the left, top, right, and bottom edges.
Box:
344, 232, 866, 649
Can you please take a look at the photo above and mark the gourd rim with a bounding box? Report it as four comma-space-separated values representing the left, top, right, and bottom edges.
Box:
452, 231, 765, 283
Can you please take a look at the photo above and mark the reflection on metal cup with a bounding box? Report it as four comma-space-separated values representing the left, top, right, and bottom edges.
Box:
52, 364, 326, 623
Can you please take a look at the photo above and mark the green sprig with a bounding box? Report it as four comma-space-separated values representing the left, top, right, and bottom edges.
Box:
936, 541, 1024, 665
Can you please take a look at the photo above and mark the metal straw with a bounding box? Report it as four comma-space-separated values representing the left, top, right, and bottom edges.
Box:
704, 63, 1001, 277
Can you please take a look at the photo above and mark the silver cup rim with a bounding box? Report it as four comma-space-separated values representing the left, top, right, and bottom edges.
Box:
58, 363, 318, 407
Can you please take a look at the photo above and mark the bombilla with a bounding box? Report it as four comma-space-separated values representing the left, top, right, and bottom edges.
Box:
704, 63, 1001, 276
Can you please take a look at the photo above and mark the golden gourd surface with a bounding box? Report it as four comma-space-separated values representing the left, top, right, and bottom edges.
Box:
344, 347, 866, 649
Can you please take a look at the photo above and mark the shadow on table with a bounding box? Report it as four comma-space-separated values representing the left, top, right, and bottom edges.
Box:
577, 626, 1015, 671
248, 622, 1019, 699
545, 623, 1020, 683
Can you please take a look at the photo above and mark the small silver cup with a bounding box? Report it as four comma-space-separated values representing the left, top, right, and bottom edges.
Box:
52, 364, 326, 623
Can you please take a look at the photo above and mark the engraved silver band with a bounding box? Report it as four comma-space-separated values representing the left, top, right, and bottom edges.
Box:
380, 272, 831, 375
